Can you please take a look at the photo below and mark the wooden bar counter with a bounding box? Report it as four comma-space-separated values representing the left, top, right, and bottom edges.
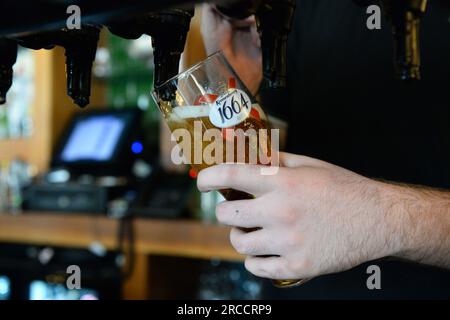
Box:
0, 213, 242, 299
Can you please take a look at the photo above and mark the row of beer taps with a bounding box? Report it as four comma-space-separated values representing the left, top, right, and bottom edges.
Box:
0, 0, 427, 109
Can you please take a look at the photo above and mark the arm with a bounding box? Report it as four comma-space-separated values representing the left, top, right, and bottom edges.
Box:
197, 152, 450, 280
385, 183, 450, 268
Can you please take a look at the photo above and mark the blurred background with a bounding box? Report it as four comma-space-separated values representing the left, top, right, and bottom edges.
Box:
0, 11, 266, 300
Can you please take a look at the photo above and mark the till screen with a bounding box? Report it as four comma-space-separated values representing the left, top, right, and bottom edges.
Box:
61, 115, 126, 162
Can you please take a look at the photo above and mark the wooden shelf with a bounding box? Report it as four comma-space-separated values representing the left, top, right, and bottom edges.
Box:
0, 213, 241, 262
0, 213, 242, 299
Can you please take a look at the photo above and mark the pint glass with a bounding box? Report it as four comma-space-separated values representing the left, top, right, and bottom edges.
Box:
152, 51, 304, 288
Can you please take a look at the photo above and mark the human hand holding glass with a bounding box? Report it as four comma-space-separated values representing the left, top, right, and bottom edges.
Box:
152, 51, 306, 288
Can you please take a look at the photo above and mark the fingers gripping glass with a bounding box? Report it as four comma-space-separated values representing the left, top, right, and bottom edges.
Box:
152, 51, 306, 288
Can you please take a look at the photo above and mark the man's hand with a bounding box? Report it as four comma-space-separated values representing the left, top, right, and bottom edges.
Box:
197, 153, 450, 280
201, 4, 262, 95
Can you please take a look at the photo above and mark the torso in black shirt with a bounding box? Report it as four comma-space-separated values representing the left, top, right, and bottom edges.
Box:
263, 0, 450, 299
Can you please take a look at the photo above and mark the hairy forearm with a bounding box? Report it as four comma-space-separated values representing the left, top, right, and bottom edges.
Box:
383, 183, 450, 269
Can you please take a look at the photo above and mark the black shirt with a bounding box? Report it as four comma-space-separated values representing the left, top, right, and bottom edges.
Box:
263, 0, 450, 299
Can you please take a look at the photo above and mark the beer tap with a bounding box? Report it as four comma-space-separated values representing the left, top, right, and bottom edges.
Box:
381, 0, 428, 81
15, 25, 101, 108
354, 0, 428, 81
0, 38, 18, 105
216, 0, 297, 90
108, 7, 195, 96
257, 0, 296, 89
64, 26, 101, 108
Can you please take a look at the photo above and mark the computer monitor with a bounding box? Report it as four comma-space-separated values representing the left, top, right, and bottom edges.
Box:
52, 109, 141, 176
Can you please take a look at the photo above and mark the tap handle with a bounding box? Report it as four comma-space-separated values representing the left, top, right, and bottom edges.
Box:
256, 0, 297, 89
382, 0, 428, 81
0, 38, 18, 104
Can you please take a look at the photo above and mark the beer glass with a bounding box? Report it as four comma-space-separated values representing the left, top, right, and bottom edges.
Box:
152, 51, 305, 288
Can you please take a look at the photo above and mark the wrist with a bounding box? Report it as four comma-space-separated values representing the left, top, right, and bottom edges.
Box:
371, 181, 409, 259
351, 179, 407, 262
380, 182, 450, 264
378, 182, 415, 259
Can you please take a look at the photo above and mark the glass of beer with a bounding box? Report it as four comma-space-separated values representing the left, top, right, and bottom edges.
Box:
152, 51, 305, 288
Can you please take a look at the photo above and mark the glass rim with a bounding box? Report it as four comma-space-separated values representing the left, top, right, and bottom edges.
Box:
153, 51, 224, 90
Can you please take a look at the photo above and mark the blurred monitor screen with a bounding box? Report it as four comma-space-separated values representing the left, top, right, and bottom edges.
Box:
51, 109, 140, 175
61, 115, 126, 163
29, 280, 99, 300
0, 276, 11, 300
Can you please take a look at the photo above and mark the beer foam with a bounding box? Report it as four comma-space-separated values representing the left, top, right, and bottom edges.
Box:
171, 105, 210, 120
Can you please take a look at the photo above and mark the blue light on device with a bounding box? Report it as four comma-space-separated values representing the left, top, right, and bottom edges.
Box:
131, 141, 143, 154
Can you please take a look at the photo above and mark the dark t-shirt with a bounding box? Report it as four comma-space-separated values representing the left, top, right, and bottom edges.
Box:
263, 0, 450, 299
